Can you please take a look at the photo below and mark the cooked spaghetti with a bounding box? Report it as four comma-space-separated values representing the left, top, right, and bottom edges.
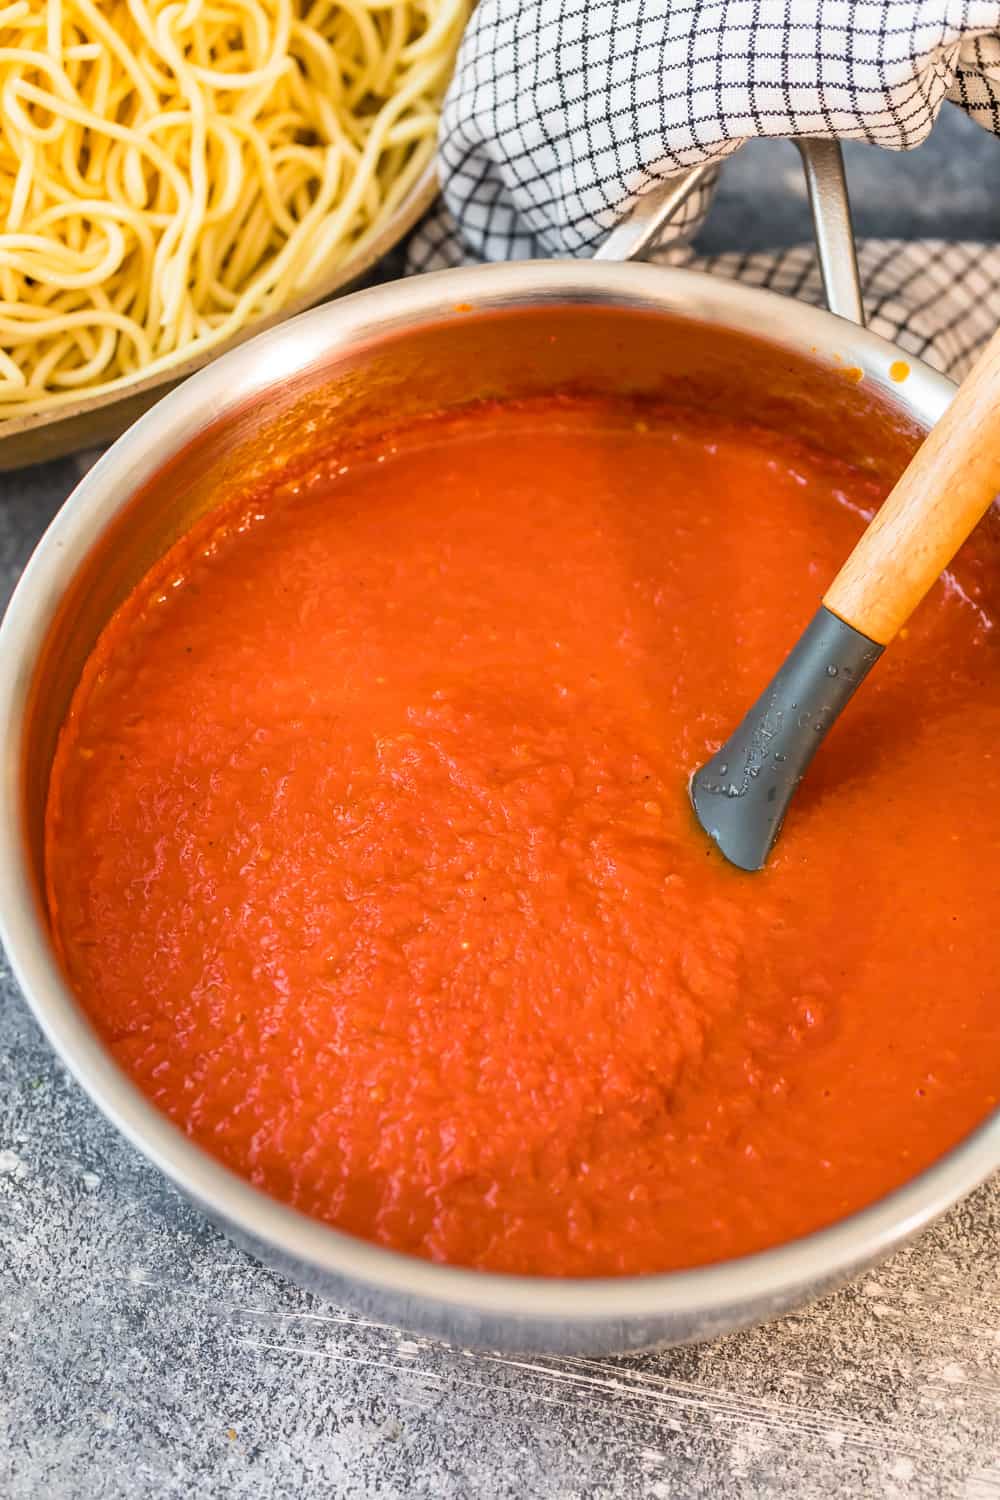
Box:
0, 0, 465, 418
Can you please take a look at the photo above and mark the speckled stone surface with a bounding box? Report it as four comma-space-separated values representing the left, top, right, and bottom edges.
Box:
3, 113, 1000, 1500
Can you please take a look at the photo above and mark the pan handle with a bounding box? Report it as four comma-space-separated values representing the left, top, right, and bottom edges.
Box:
595, 137, 865, 328
795, 138, 865, 326
594, 160, 719, 265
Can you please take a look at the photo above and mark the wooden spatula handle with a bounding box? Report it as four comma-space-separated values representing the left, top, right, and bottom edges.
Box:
824, 326, 1000, 645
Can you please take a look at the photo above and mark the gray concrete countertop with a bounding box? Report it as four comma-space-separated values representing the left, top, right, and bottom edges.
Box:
3, 110, 1000, 1500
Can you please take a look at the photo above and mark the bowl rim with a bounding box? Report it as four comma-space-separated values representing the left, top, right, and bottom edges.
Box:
3, 257, 997, 1326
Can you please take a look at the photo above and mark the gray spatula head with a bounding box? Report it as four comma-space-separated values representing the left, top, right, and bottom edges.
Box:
690, 606, 884, 872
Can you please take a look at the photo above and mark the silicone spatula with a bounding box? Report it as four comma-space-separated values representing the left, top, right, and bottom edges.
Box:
690, 325, 1000, 871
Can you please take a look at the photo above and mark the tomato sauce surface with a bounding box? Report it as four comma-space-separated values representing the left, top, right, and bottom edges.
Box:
46, 397, 1000, 1277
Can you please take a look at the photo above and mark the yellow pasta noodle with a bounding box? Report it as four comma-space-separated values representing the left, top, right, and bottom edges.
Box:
0, 0, 466, 417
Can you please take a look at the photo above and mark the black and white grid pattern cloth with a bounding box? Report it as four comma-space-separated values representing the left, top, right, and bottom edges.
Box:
407, 0, 1000, 379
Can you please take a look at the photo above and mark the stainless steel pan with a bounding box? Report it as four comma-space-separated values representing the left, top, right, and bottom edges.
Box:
2, 142, 996, 1356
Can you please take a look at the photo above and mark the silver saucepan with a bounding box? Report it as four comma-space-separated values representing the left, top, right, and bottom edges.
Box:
2, 144, 996, 1356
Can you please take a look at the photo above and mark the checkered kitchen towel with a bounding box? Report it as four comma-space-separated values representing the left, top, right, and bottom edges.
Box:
408, 0, 1000, 381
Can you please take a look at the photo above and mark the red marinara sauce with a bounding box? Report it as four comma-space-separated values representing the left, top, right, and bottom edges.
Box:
46, 397, 1000, 1277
